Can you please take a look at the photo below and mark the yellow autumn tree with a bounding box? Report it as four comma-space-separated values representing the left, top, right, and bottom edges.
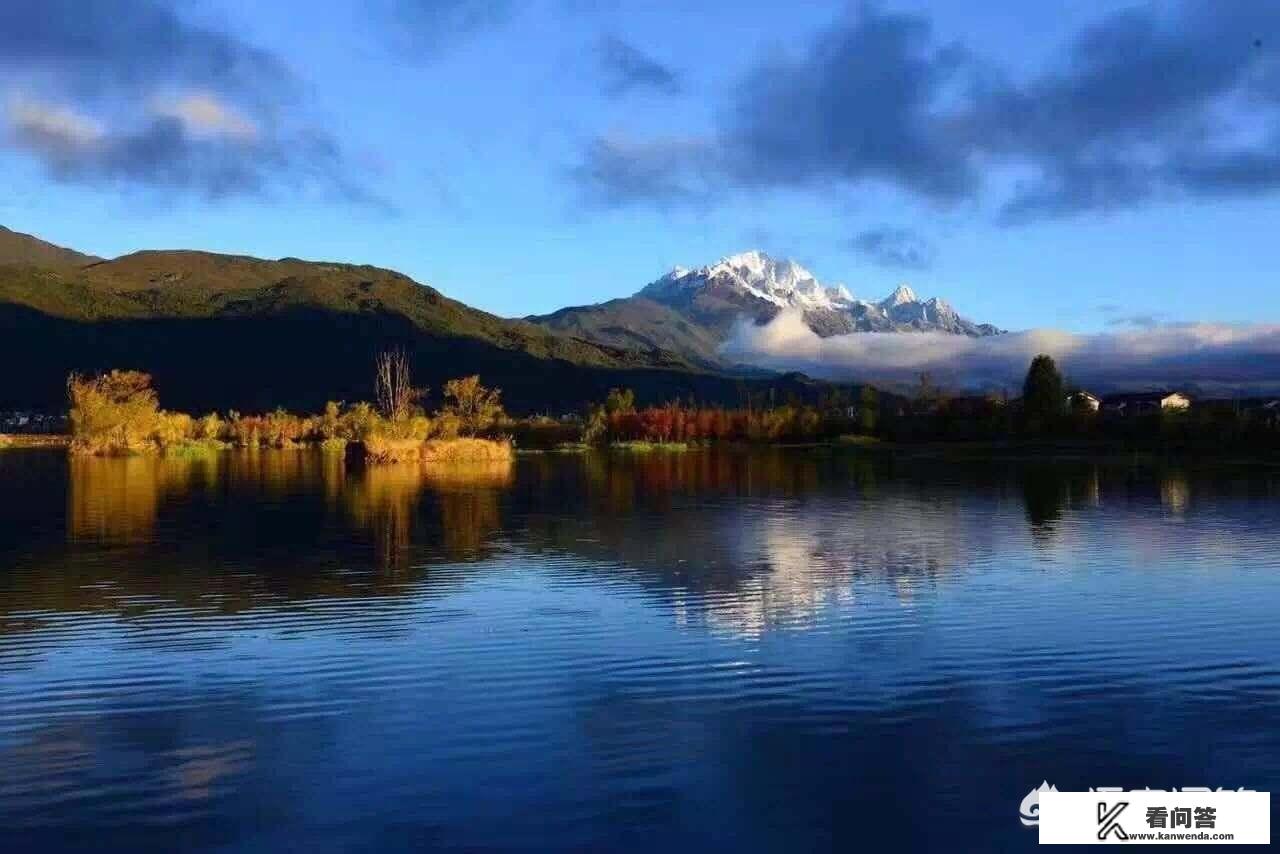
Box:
441, 375, 504, 437
67, 370, 162, 455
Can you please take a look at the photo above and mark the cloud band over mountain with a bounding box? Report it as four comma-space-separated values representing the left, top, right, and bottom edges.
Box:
723, 310, 1280, 394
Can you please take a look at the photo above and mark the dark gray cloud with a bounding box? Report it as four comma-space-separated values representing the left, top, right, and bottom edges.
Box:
598, 36, 681, 96
8, 105, 383, 208
571, 136, 720, 207
849, 226, 937, 270
984, 1, 1280, 222
0, 0, 379, 205
725, 7, 976, 201
0, 0, 293, 109
575, 1, 1280, 224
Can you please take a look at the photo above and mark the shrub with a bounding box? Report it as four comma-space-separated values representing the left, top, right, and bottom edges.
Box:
433, 411, 461, 440
339, 402, 381, 441
320, 401, 342, 440
226, 412, 263, 447
152, 411, 195, 447
195, 413, 224, 441
262, 408, 308, 448
67, 370, 162, 456
376, 415, 432, 441
441, 375, 504, 436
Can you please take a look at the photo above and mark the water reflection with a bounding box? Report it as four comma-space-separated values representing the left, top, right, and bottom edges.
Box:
343, 460, 514, 568
1161, 470, 1191, 514
426, 462, 512, 558
1018, 463, 1101, 541
68, 455, 218, 544
0, 449, 1272, 633
1, 448, 1280, 852
343, 463, 425, 570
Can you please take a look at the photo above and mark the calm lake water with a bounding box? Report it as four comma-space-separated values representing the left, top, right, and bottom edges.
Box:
1, 447, 1278, 852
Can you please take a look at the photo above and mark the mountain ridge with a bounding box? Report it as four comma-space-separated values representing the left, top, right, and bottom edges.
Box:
0, 225, 101, 270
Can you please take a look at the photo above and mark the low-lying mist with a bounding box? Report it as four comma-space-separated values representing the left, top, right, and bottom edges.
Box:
722, 310, 1280, 395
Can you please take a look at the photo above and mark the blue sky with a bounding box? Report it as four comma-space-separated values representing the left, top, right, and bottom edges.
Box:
3, 0, 1279, 332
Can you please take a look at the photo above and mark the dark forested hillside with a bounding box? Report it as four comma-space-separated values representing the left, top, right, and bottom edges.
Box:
0, 246, 844, 414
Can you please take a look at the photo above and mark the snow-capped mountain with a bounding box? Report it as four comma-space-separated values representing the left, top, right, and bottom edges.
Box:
639, 250, 1001, 337
528, 249, 1002, 371
644, 251, 856, 313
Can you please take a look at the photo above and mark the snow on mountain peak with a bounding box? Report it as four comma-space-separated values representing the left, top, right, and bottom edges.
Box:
655, 250, 854, 311
652, 252, 938, 314
640, 251, 998, 336
719, 250, 771, 273
826, 284, 854, 303
880, 285, 919, 308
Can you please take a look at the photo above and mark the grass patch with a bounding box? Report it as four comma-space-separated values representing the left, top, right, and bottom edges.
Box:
361, 436, 425, 464
610, 440, 688, 453
420, 438, 513, 464
162, 439, 228, 459
834, 434, 882, 447
361, 437, 514, 465
320, 437, 349, 453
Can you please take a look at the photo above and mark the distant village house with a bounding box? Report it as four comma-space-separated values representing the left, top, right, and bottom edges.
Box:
1100, 392, 1191, 417
0, 411, 68, 434
1067, 391, 1101, 412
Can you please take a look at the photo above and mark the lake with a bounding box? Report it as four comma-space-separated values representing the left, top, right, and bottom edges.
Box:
1, 447, 1278, 851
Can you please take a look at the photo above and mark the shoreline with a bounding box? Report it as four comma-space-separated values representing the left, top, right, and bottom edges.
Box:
0, 433, 71, 449
10, 432, 1280, 467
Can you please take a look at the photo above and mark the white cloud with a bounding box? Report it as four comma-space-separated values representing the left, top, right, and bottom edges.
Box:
723, 309, 1280, 394
7, 96, 103, 151
152, 92, 258, 140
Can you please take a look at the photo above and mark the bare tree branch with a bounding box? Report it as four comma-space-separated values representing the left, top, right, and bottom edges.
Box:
374, 349, 422, 420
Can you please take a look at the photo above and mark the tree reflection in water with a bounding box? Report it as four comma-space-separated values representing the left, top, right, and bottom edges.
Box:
343, 460, 514, 568
68, 454, 219, 544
